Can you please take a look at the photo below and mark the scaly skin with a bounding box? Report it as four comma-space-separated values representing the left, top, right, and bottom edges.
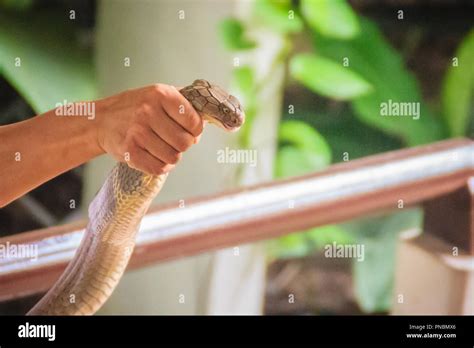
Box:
27, 80, 244, 315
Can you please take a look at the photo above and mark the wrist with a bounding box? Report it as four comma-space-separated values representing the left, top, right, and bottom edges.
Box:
52, 99, 105, 158
74, 100, 104, 157
93, 97, 113, 154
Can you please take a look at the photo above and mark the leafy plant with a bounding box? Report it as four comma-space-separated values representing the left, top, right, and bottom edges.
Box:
312, 18, 446, 146
218, 0, 468, 313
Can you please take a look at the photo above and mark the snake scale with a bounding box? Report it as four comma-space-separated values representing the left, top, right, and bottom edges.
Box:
27, 79, 244, 315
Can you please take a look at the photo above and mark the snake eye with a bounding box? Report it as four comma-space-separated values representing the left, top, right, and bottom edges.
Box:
223, 107, 230, 113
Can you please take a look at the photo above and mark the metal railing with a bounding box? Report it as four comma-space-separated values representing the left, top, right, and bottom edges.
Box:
0, 138, 472, 301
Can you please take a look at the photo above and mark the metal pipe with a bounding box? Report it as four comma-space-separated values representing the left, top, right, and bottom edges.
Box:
0, 138, 472, 301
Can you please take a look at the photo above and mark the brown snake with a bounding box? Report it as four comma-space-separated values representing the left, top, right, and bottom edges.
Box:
27, 79, 244, 315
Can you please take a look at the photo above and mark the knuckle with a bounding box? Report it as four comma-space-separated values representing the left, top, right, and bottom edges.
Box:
162, 164, 175, 173
152, 84, 165, 96
168, 151, 182, 165
134, 103, 155, 121
175, 136, 193, 152
123, 133, 137, 153
194, 134, 202, 144
149, 161, 172, 176
127, 145, 139, 161
187, 113, 203, 136
152, 83, 173, 100
146, 160, 163, 175
127, 125, 146, 144
150, 167, 165, 176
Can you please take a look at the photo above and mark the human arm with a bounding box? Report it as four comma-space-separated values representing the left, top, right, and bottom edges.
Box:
0, 84, 202, 208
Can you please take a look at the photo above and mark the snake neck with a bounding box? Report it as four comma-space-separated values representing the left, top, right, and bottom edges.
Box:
27, 163, 166, 315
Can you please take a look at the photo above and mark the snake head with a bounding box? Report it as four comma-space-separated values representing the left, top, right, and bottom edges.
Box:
215, 95, 245, 132
185, 79, 245, 132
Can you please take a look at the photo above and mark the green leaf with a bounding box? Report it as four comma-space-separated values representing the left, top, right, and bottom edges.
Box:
290, 53, 373, 100
346, 209, 423, 312
312, 18, 445, 146
301, 0, 360, 39
218, 18, 256, 51
254, 0, 303, 34
441, 29, 474, 137
0, 11, 97, 113
275, 120, 331, 178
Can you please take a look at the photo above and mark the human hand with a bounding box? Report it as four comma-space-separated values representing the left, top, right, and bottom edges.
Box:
95, 84, 203, 175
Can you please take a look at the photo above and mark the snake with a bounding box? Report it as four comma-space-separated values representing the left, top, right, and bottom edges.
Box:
27, 79, 244, 315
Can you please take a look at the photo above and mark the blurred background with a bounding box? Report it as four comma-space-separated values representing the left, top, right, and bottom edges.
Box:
0, 0, 473, 315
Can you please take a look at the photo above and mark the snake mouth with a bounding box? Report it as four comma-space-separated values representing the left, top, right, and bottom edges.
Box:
205, 110, 245, 132
225, 110, 245, 132
216, 121, 240, 133
225, 125, 241, 132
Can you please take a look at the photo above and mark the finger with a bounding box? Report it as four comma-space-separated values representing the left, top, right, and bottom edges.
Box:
150, 108, 196, 152
134, 128, 182, 165
161, 86, 203, 137
195, 133, 202, 144
128, 145, 175, 176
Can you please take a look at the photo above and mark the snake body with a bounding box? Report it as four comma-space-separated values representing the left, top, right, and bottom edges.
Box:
27, 80, 244, 315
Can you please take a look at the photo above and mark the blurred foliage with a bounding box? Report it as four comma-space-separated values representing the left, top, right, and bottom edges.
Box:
219, 0, 471, 313
254, 0, 303, 33
313, 18, 446, 146
441, 29, 474, 137
275, 120, 331, 178
346, 208, 423, 312
0, 7, 96, 114
219, 18, 257, 50
301, 0, 359, 39
290, 53, 373, 100
286, 107, 402, 160
271, 119, 351, 260
269, 224, 353, 259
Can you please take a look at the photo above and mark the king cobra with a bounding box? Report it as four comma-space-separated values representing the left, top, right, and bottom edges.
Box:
27, 79, 244, 315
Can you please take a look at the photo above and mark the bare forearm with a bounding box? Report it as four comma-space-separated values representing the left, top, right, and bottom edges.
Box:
0, 106, 103, 207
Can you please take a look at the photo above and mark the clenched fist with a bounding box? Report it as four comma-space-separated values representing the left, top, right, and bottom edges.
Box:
96, 84, 203, 175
